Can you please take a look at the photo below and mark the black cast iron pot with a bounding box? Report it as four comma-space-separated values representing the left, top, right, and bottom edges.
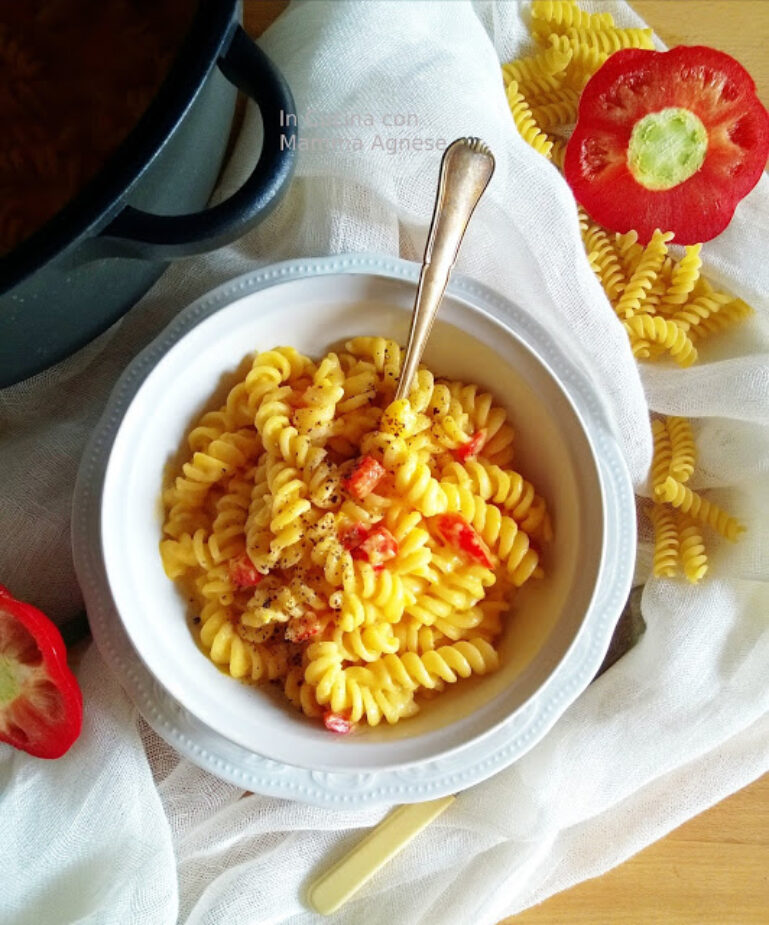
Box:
0, 0, 296, 388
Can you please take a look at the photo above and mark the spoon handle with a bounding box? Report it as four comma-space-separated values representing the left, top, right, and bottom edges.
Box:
394, 137, 495, 402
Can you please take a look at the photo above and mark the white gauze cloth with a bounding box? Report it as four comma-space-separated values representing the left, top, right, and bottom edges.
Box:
1, 2, 768, 923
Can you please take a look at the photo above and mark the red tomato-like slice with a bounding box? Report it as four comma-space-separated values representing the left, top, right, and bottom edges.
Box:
0, 586, 83, 759
342, 455, 385, 500
323, 710, 354, 734
453, 429, 487, 463
229, 554, 264, 588
434, 514, 495, 569
565, 46, 769, 243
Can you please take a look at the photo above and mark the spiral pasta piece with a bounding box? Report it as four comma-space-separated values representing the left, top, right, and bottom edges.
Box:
670, 289, 733, 334
579, 208, 625, 302
545, 33, 608, 89
677, 515, 709, 584
562, 26, 654, 54
529, 91, 580, 131
686, 298, 753, 341
405, 561, 495, 625
284, 666, 324, 718
650, 418, 672, 492
441, 458, 549, 537
615, 230, 644, 278
393, 456, 449, 516
530, 0, 614, 35
208, 621, 290, 682
446, 382, 515, 465
244, 347, 311, 417
345, 337, 402, 391
648, 502, 679, 577
371, 639, 500, 691
624, 314, 698, 367
615, 230, 673, 320
549, 137, 567, 171
501, 42, 571, 102
438, 482, 539, 585
666, 417, 696, 483
160, 528, 216, 579
659, 245, 702, 311
655, 476, 745, 541
506, 80, 554, 158
330, 623, 400, 663
391, 618, 447, 653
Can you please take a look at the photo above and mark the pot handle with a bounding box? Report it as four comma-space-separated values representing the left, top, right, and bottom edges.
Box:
99, 27, 296, 259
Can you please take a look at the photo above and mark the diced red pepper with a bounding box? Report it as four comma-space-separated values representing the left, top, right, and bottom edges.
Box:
341, 455, 385, 500
453, 429, 487, 463
355, 526, 399, 569
284, 613, 323, 643
339, 522, 371, 551
340, 522, 398, 568
323, 710, 354, 734
229, 554, 264, 588
434, 514, 495, 569
565, 46, 769, 244
0, 585, 83, 759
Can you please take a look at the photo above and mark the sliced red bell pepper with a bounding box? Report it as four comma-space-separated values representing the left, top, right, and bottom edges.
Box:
434, 514, 495, 569
323, 710, 354, 734
453, 429, 487, 463
340, 523, 399, 569
565, 46, 769, 244
341, 455, 385, 500
228, 554, 264, 589
354, 525, 399, 568
339, 522, 369, 551
0, 586, 83, 759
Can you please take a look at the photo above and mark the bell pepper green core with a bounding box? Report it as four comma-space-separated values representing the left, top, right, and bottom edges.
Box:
0, 657, 20, 703
627, 107, 708, 191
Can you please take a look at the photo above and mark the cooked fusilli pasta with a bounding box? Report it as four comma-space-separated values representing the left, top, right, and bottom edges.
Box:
160, 343, 552, 732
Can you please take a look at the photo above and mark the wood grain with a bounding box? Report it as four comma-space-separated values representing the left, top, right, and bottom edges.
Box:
239, 2, 769, 920
504, 773, 769, 924
634, 1, 769, 107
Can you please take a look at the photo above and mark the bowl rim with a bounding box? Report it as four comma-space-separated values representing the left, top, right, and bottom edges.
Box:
72, 253, 636, 805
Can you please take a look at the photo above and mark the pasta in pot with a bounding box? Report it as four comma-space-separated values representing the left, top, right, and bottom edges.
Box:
159, 339, 553, 732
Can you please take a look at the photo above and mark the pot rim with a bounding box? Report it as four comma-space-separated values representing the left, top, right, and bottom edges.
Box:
0, 0, 237, 294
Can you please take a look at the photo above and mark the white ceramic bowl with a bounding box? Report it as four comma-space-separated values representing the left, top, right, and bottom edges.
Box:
73, 254, 635, 805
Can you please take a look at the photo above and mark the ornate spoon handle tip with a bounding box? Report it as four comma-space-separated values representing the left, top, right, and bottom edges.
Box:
394, 136, 495, 401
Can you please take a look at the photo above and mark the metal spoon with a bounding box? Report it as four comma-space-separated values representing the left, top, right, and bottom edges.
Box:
307, 137, 495, 916
394, 136, 496, 401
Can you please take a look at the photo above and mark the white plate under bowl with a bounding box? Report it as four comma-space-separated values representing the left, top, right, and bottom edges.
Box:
72, 254, 635, 805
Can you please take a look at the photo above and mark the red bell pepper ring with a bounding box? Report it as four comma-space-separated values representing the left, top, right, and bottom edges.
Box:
565, 46, 769, 244
323, 710, 354, 734
453, 429, 487, 463
341, 455, 385, 500
434, 513, 495, 569
0, 586, 83, 759
228, 554, 264, 589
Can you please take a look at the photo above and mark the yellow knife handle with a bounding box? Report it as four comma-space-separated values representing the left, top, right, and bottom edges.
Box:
307, 795, 456, 915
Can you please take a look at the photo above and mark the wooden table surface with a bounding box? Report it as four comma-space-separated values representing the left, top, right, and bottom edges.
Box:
242, 2, 769, 921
